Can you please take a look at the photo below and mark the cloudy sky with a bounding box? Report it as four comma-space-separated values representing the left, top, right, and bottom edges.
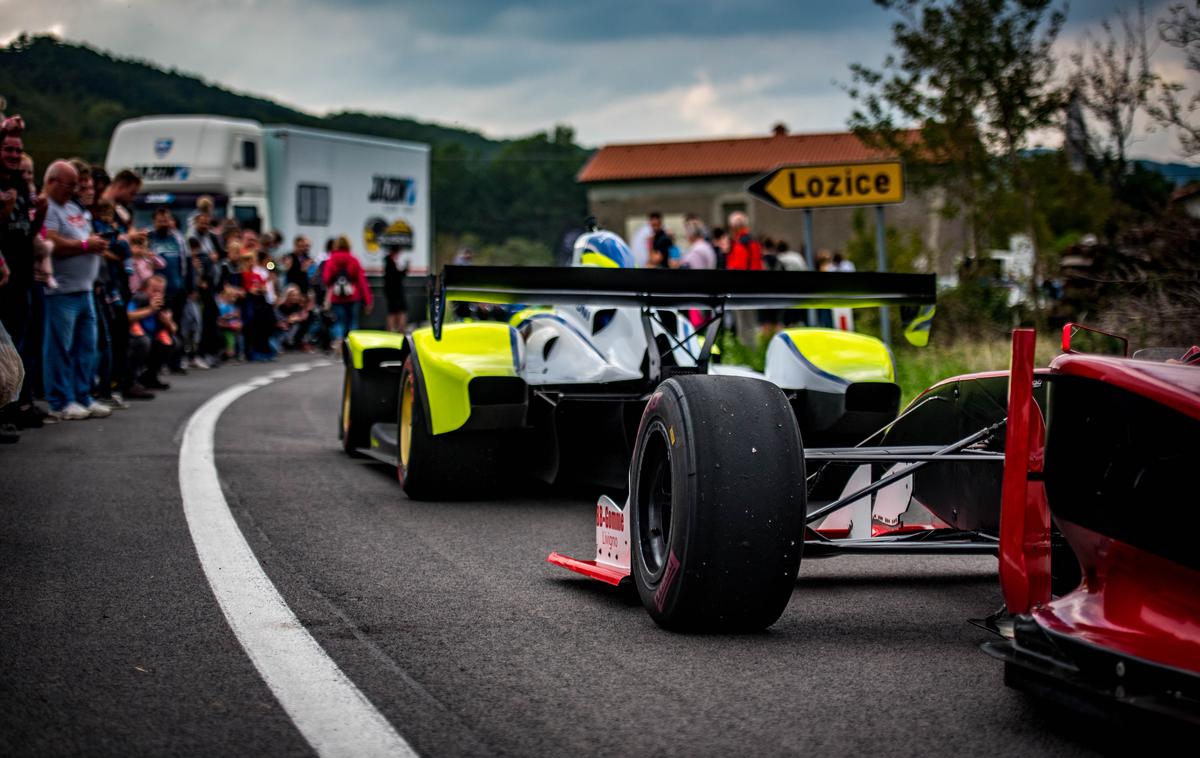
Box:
3, 0, 1195, 161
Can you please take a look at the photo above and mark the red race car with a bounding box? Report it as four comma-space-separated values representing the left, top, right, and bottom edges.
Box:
982, 325, 1200, 728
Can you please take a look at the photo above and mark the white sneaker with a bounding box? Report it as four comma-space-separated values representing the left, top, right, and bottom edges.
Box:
102, 394, 131, 410
81, 400, 113, 418
50, 403, 91, 421
190, 356, 211, 369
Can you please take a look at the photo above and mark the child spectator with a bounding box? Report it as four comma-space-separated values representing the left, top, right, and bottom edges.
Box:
129, 238, 166, 294
126, 275, 176, 393
217, 239, 244, 291
242, 245, 274, 361
275, 284, 313, 352
216, 284, 243, 362
179, 237, 205, 369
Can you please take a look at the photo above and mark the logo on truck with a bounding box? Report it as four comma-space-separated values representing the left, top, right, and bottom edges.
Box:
368, 175, 416, 205
154, 138, 173, 158
363, 217, 414, 254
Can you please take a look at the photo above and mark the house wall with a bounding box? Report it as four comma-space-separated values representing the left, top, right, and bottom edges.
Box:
585, 177, 966, 277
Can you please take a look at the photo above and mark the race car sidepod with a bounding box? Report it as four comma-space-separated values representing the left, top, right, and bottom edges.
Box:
395, 322, 527, 499
341, 330, 408, 454
407, 322, 525, 436
340, 322, 527, 499
764, 327, 900, 446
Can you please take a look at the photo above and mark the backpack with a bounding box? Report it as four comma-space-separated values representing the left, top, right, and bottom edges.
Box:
332, 262, 356, 299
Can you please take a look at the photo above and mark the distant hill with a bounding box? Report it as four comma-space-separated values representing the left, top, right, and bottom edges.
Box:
0, 34, 589, 248
0, 34, 502, 166
1133, 159, 1200, 187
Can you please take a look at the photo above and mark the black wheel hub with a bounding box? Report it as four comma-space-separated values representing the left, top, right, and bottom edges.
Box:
637, 421, 673, 581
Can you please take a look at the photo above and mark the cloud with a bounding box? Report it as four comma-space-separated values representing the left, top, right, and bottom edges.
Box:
0, 0, 1194, 163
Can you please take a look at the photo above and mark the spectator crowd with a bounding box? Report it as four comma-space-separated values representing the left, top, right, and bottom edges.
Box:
0, 113, 383, 444
625, 209, 856, 341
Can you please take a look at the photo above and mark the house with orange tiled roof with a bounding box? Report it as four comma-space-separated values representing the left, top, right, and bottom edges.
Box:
578, 124, 965, 276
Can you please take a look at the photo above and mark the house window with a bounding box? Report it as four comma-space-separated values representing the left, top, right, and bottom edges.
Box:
718, 200, 748, 226
296, 184, 331, 226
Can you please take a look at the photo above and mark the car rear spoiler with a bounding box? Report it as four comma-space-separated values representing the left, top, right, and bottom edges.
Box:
429, 265, 936, 341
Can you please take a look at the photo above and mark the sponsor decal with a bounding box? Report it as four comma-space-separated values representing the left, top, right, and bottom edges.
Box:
654, 551, 681, 613
363, 217, 414, 254
154, 138, 173, 158
596, 503, 625, 532
133, 165, 190, 181
368, 175, 416, 205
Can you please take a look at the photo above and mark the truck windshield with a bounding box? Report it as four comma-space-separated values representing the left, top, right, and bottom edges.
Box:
132, 192, 230, 229
233, 205, 261, 228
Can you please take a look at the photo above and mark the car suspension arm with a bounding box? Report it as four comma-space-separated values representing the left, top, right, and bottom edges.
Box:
804, 419, 1006, 525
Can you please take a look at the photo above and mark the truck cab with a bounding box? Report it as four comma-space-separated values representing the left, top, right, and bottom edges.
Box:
105, 115, 269, 230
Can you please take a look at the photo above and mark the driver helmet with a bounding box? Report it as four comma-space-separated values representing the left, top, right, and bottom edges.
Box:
572, 230, 635, 269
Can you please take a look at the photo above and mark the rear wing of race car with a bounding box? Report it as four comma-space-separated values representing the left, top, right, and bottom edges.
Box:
429, 264, 937, 347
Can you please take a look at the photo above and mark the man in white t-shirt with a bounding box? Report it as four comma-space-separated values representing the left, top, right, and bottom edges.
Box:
41, 161, 111, 420
629, 219, 652, 269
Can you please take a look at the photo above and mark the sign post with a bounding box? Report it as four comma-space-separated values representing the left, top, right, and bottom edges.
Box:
748, 160, 905, 344
803, 209, 816, 326
875, 204, 890, 345
802, 209, 815, 270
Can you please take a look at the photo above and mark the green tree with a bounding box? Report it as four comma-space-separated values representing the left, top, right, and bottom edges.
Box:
483, 125, 589, 250
848, 0, 1066, 315
845, 208, 926, 273
986, 151, 1112, 257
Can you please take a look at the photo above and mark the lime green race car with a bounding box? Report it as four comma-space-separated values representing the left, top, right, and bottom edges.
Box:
338, 264, 935, 501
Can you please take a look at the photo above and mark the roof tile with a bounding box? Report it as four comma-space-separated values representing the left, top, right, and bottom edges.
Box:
578, 129, 918, 183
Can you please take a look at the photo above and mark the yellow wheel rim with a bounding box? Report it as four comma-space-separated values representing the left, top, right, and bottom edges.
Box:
400, 372, 414, 468
341, 372, 352, 439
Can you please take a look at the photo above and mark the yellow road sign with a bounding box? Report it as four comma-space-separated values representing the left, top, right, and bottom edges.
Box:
747, 160, 905, 210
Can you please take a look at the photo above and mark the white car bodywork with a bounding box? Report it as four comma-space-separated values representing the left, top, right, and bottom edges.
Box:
512, 302, 883, 397
515, 305, 701, 385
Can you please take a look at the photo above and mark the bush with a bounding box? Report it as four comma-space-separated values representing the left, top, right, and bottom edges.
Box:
434, 233, 554, 268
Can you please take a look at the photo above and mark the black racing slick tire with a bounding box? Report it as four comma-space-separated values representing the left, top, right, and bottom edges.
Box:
630, 375, 807, 632
340, 364, 373, 455
396, 355, 507, 500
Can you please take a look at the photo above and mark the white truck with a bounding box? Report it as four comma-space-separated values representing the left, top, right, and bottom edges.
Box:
104, 115, 431, 281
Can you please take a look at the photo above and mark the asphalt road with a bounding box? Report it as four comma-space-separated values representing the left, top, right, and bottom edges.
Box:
1, 355, 1114, 756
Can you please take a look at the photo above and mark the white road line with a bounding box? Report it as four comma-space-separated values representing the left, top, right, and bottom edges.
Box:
179, 363, 416, 758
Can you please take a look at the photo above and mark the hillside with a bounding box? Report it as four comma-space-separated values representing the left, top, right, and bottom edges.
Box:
0, 34, 589, 248
0, 34, 502, 165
